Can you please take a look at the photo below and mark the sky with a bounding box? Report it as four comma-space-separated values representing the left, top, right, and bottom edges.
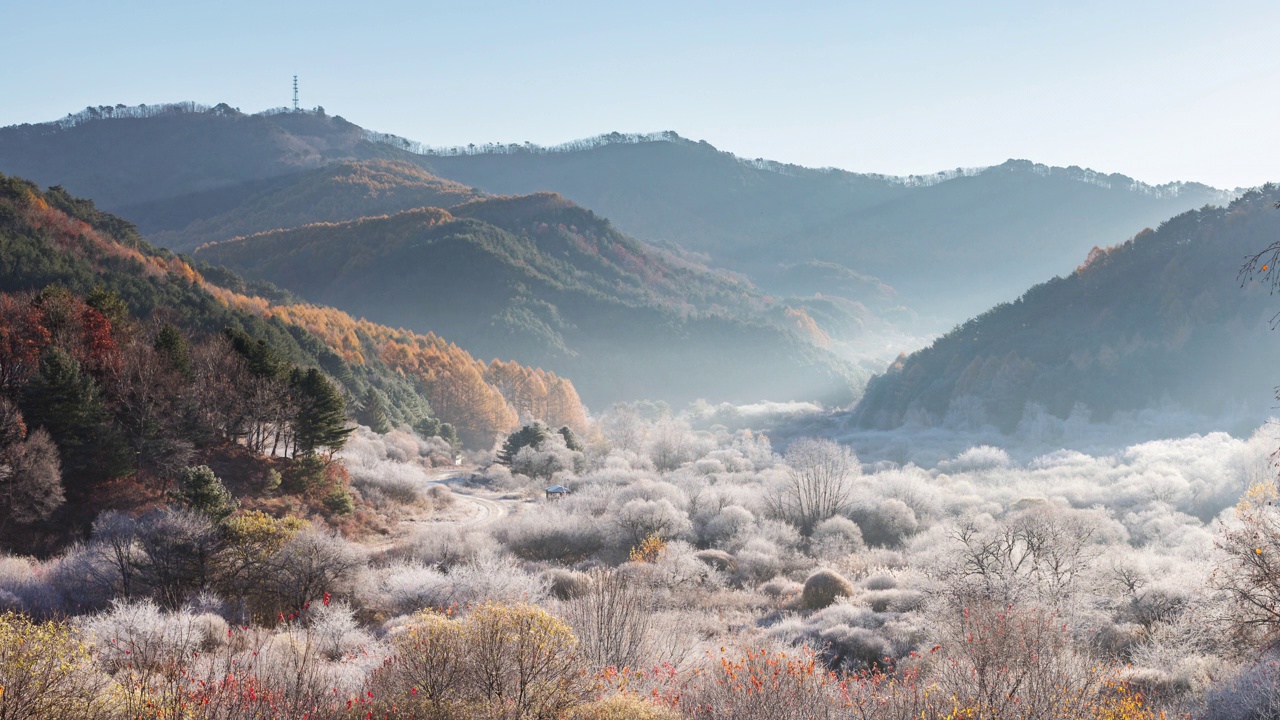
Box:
2, 0, 1278, 188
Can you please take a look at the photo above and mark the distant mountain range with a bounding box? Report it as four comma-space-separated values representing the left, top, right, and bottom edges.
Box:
0, 104, 1230, 322
853, 187, 1280, 432
406, 132, 1232, 319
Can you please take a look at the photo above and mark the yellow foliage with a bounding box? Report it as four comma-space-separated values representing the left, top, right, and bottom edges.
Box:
0, 612, 104, 719
565, 693, 682, 720
1089, 681, 1161, 720
377, 601, 585, 719
1238, 478, 1280, 513
629, 533, 668, 564
223, 510, 307, 553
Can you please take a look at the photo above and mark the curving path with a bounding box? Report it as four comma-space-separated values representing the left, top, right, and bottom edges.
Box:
362, 468, 520, 554
424, 470, 511, 527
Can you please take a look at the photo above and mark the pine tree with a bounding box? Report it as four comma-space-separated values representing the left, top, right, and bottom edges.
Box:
224, 327, 286, 379
154, 323, 193, 380
21, 347, 126, 496
173, 465, 237, 524
558, 426, 584, 452
290, 368, 352, 457
497, 422, 552, 466
365, 389, 392, 434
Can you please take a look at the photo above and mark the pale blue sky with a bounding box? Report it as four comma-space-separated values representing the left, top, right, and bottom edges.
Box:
2, 1, 1277, 187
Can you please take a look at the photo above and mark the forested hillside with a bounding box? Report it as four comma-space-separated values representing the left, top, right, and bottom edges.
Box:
853, 186, 1280, 432
0, 174, 585, 450
197, 193, 865, 407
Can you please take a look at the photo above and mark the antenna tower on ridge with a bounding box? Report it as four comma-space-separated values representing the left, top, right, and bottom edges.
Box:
292, 76, 299, 111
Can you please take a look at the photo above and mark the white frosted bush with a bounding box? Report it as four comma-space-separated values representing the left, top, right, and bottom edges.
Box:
83, 599, 227, 671
811, 516, 866, 560
702, 505, 756, 547
308, 600, 373, 660
370, 555, 547, 614
397, 525, 497, 568
495, 506, 612, 561
944, 444, 1012, 473
614, 498, 692, 544
850, 498, 919, 547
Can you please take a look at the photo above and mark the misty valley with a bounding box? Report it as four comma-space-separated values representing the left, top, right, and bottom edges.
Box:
1, 96, 1280, 720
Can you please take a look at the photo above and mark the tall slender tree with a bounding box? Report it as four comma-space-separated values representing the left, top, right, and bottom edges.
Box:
290, 368, 352, 457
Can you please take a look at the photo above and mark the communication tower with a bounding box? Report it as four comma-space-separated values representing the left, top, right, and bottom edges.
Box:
292, 76, 299, 111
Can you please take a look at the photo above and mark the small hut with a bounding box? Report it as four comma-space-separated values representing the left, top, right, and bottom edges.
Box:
545, 485, 571, 500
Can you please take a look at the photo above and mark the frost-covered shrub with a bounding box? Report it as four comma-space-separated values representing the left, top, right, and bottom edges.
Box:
426, 483, 455, 510
694, 458, 726, 475
0, 555, 61, 615
82, 599, 227, 671
342, 427, 436, 504
372, 555, 548, 614
768, 597, 927, 672
308, 600, 372, 660
614, 498, 692, 544
862, 572, 897, 591
396, 525, 496, 568
544, 568, 592, 600
849, 498, 919, 548
862, 588, 926, 613
810, 516, 866, 560
694, 549, 737, 573
1196, 653, 1280, 719
613, 479, 689, 508
497, 508, 610, 561
627, 541, 718, 592
349, 463, 425, 505
938, 445, 1012, 474
759, 578, 803, 600
732, 537, 788, 586
702, 505, 755, 547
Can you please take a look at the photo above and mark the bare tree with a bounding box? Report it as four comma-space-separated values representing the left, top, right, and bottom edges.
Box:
1214, 478, 1280, 645
939, 505, 1106, 613
0, 397, 64, 532
768, 438, 859, 535
562, 568, 655, 670
133, 508, 220, 609
265, 530, 363, 614
88, 510, 141, 600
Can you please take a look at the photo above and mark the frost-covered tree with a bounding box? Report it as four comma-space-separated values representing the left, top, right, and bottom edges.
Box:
0, 397, 63, 532
769, 438, 859, 535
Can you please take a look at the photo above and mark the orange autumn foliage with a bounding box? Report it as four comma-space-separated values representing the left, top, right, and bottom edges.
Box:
4, 178, 588, 446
